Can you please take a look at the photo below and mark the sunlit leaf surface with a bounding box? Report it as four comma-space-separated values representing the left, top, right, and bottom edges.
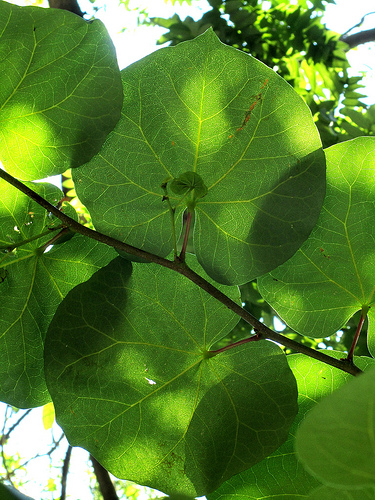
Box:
0, 2, 123, 180
258, 137, 375, 339
44, 256, 298, 496
73, 28, 325, 285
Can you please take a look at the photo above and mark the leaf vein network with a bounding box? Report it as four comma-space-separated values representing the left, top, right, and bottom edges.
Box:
299, 249, 361, 302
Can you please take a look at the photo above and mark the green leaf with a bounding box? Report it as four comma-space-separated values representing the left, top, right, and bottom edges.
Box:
42, 401, 55, 430
0, 179, 116, 407
73, 28, 325, 285
296, 366, 375, 489
258, 136, 375, 338
340, 108, 371, 131
308, 485, 375, 499
0, 483, 35, 500
207, 352, 375, 500
0, 2, 123, 180
44, 256, 298, 497
170, 171, 208, 203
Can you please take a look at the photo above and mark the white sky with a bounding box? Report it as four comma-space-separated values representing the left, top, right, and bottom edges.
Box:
1, 0, 375, 498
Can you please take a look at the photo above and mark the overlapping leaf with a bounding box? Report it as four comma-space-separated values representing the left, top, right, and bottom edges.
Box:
73, 28, 325, 285
207, 352, 375, 500
44, 256, 298, 497
258, 137, 375, 339
308, 485, 375, 499
0, 179, 116, 407
0, 2, 123, 180
296, 366, 375, 490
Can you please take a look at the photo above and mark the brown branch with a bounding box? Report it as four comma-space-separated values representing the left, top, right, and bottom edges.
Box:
90, 455, 119, 500
341, 27, 375, 48
0, 168, 363, 377
60, 445, 72, 500
48, 0, 84, 17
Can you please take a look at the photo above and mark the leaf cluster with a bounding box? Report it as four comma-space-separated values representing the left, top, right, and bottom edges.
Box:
1, 2, 375, 499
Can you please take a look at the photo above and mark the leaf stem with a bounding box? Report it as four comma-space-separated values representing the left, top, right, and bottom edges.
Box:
207, 332, 262, 357
179, 210, 192, 262
0, 168, 363, 377
0, 225, 63, 251
37, 227, 72, 254
161, 181, 178, 259
347, 307, 368, 361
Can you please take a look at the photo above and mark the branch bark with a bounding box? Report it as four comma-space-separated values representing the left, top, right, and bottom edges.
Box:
60, 445, 72, 500
90, 455, 119, 500
341, 28, 375, 48
48, 0, 84, 17
0, 168, 363, 377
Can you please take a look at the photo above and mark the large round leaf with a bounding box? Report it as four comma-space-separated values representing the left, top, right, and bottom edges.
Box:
44, 256, 298, 497
73, 28, 325, 285
258, 137, 375, 339
0, 2, 123, 180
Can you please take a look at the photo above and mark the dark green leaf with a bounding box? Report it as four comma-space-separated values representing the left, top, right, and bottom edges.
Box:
296, 366, 375, 489
44, 256, 298, 496
73, 28, 325, 285
308, 485, 375, 499
258, 137, 375, 339
0, 179, 116, 407
208, 351, 375, 499
0, 483, 35, 500
0, 2, 123, 180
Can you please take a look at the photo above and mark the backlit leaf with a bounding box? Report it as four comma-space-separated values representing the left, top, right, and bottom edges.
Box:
42, 402, 55, 430
0, 2, 123, 180
296, 366, 375, 489
258, 137, 375, 339
207, 352, 375, 499
0, 179, 116, 407
308, 485, 375, 499
44, 256, 298, 497
73, 28, 325, 285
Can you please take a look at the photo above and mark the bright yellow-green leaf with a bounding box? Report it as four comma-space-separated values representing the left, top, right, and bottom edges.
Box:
42, 402, 55, 430
0, 2, 123, 180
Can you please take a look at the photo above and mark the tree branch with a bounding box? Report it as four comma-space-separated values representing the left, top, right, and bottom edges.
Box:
341, 27, 375, 48
60, 445, 72, 500
48, 0, 84, 17
90, 455, 119, 500
0, 168, 362, 376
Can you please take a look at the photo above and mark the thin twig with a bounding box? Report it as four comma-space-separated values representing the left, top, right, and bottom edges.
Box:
60, 445, 72, 500
0, 169, 363, 376
0, 409, 32, 444
47, 433, 65, 457
342, 11, 375, 37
